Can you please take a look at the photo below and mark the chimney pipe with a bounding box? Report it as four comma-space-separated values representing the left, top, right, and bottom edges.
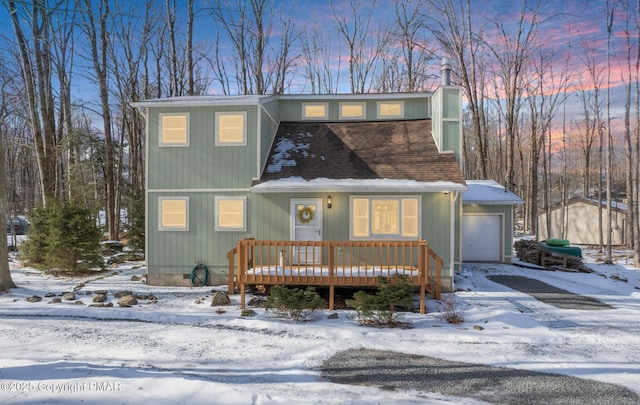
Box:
441, 58, 451, 86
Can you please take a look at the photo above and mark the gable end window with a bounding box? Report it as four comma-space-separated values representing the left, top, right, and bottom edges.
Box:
302, 103, 328, 120
377, 101, 404, 118
159, 197, 189, 231
339, 102, 366, 119
216, 112, 247, 146
159, 113, 189, 146
350, 196, 420, 240
215, 196, 247, 231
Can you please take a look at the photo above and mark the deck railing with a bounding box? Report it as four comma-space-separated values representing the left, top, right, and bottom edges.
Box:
227, 239, 442, 314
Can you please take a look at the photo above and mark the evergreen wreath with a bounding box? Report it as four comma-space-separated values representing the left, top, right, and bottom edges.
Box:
297, 206, 315, 224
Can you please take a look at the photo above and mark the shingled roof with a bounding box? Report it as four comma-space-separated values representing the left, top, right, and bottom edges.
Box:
254, 119, 466, 191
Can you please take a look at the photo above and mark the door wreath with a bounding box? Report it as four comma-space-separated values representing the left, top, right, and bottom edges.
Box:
297, 206, 315, 224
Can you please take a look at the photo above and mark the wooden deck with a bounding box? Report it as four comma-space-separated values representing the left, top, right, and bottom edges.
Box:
227, 239, 443, 314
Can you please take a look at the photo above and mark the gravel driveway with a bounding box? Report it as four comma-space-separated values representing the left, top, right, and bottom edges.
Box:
320, 349, 640, 405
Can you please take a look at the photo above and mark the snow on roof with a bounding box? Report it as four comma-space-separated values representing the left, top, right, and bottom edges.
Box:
463, 180, 524, 205
251, 177, 468, 193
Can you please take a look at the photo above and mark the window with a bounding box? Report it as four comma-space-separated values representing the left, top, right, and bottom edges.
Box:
160, 113, 189, 146
215, 197, 246, 231
377, 101, 404, 118
216, 112, 247, 145
350, 196, 420, 239
339, 102, 366, 119
302, 103, 328, 120
159, 197, 189, 231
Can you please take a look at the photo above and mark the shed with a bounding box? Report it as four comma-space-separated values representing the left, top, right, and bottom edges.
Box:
536, 197, 628, 245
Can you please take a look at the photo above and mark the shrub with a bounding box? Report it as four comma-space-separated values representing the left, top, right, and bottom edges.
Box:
21, 200, 105, 272
264, 285, 325, 321
122, 186, 145, 252
439, 293, 465, 324
346, 275, 414, 326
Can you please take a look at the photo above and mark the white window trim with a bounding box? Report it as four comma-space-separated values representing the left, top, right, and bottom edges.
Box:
376, 101, 405, 118
159, 112, 190, 147
349, 195, 421, 240
158, 196, 189, 231
215, 111, 247, 146
339, 102, 366, 120
215, 196, 247, 231
302, 103, 329, 120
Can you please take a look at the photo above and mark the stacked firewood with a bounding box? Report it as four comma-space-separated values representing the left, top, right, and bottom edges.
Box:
514, 239, 541, 266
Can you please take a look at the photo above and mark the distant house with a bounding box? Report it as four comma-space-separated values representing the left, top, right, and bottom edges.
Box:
462, 180, 523, 263
537, 197, 628, 245
131, 73, 522, 294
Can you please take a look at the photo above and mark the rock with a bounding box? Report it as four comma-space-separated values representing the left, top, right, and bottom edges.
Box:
610, 275, 628, 282
73, 300, 85, 305
211, 291, 231, 306
131, 275, 141, 281
327, 313, 339, 319
93, 293, 107, 303
105, 302, 113, 307
44, 292, 56, 298
194, 298, 202, 304
94, 290, 107, 295
114, 290, 133, 298
48, 298, 62, 304
89, 303, 105, 307
62, 292, 76, 301
26, 295, 42, 303
473, 325, 485, 331
240, 309, 256, 317
117, 294, 138, 307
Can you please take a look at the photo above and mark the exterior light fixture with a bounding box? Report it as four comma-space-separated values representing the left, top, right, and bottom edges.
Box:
327, 195, 332, 209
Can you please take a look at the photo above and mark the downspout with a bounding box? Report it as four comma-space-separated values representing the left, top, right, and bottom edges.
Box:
134, 106, 150, 269
450, 190, 461, 290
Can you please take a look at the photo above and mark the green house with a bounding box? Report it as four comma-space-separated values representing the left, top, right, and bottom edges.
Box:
132, 83, 479, 292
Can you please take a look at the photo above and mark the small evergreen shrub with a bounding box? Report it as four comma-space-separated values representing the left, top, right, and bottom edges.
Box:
346, 275, 414, 326
264, 285, 325, 321
123, 186, 145, 252
21, 200, 105, 272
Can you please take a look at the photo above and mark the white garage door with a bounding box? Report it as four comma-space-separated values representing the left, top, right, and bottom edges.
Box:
462, 215, 502, 262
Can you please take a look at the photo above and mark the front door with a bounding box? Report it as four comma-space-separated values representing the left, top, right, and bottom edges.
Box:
290, 198, 323, 264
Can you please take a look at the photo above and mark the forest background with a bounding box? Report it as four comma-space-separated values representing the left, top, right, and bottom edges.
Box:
0, 0, 638, 276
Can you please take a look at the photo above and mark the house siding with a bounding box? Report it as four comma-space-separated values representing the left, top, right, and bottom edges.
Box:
147, 105, 259, 190
278, 97, 431, 121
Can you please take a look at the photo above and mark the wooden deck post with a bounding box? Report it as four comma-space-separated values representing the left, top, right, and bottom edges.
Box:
329, 285, 335, 311
227, 248, 236, 294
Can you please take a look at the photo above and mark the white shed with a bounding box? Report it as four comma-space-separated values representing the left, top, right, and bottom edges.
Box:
536, 197, 628, 245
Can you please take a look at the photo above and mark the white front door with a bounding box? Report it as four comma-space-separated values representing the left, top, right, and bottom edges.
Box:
290, 199, 323, 264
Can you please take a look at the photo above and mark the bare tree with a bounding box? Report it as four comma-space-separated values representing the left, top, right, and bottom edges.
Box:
5, 0, 60, 205
331, 0, 388, 93
78, 0, 118, 240
424, 0, 490, 179
0, 57, 16, 291
300, 26, 342, 94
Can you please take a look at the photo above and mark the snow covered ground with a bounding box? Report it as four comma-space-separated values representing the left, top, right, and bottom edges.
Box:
1, 241, 639, 404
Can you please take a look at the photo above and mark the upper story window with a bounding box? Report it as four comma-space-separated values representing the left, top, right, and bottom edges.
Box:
302, 103, 328, 120
159, 197, 189, 231
350, 196, 420, 240
215, 196, 247, 231
160, 113, 189, 146
339, 102, 366, 120
377, 101, 404, 119
216, 111, 247, 146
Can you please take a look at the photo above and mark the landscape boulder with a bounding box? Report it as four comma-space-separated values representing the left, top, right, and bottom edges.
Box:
118, 294, 138, 307
211, 291, 231, 306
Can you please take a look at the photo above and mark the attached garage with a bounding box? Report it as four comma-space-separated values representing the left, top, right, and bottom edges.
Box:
462, 214, 502, 261
461, 180, 523, 264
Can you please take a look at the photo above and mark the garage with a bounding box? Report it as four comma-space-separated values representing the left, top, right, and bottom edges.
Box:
462, 214, 502, 262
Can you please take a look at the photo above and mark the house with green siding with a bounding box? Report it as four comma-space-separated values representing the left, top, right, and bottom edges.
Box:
132, 75, 520, 293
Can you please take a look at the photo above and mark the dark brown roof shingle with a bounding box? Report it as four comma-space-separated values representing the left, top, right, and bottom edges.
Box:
256, 120, 465, 186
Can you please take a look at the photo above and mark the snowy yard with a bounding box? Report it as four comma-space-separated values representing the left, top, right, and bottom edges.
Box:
1, 243, 640, 404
